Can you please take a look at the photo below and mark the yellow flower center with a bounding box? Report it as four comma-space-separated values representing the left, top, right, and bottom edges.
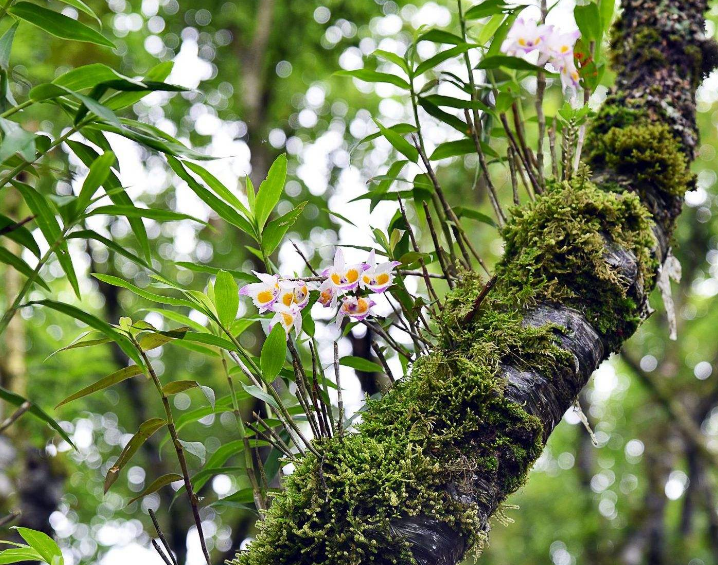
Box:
257, 290, 274, 304
376, 273, 390, 285
331, 273, 341, 285
346, 269, 359, 283
281, 313, 293, 326
518, 37, 526, 46
282, 293, 293, 306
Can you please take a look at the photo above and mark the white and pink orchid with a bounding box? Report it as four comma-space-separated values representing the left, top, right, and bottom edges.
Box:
322, 248, 367, 292
336, 296, 375, 327
501, 18, 551, 56
360, 250, 401, 294
269, 303, 303, 336
276, 279, 311, 310
500, 18, 581, 93
239, 272, 280, 313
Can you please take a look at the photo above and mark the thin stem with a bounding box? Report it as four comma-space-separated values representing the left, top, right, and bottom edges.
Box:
0, 401, 30, 434
535, 0, 548, 187
333, 342, 344, 437
371, 341, 395, 384
549, 117, 559, 179
137, 344, 211, 565
507, 146, 520, 206
253, 412, 295, 459
148, 509, 179, 565
0, 99, 33, 120
421, 201, 455, 288
0, 214, 35, 236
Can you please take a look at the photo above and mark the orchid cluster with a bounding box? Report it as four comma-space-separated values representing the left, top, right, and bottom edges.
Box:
239, 249, 401, 338
501, 18, 581, 91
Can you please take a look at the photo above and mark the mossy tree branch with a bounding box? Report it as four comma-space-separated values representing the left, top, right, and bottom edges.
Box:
235, 1, 718, 564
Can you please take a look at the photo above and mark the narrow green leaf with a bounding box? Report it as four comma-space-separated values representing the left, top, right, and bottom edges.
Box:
56, 365, 144, 408
422, 94, 491, 113
254, 154, 287, 230
214, 270, 239, 327
68, 230, 150, 271
92, 273, 197, 309
105, 61, 174, 110
415, 44, 475, 76
261, 202, 306, 255
0, 247, 49, 290
339, 356, 383, 373
417, 29, 465, 45
0, 547, 44, 564
240, 383, 280, 411
178, 440, 206, 465
374, 120, 418, 162
0, 386, 75, 448
0, 23, 19, 70
87, 204, 209, 226
0, 118, 35, 164
261, 324, 287, 383
417, 98, 468, 133
477, 55, 547, 73
56, 0, 100, 24
105, 417, 166, 493
0, 214, 40, 257
464, 0, 515, 19
574, 2, 602, 45
13, 527, 63, 565
454, 205, 498, 227
127, 473, 182, 505
162, 380, 200, 395
184, 161, 250, 216
372, 49, 410, 74
335, 69, 410, 90
9, 2, 114, 47
76, 151, 115, 214
24, 299, 142, 367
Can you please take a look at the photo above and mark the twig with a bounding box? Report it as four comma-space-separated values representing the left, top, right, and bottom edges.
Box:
573, 40, 594, 173
0, 510, 20, 528
549, 117, 559, 179
287, 339, 323, 439
309, 340, 334, 436
290, 240, 318, 276
500, 113, 542, 196
0, 215, 35, 237
0, 401, 30, 434
535, 0, 548, 188
507, 146, 520, 206
371, 342, 395, 383
462, 275, 497, 324
247, 421, 293, 459
149, 509, 179, 565
422, 201, 455, 288
253, 412, 296, 459
152, 539, 174, 565
333, 342, 344, 437
137, 345, 211, 565
464, 109, 506, 227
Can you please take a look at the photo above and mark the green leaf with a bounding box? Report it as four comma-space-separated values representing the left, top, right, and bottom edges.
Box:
56, 365, 144, 408
25, 299, 143, 367
105, 61, 174, 110
178, 440, 206, 465
464, 0, 515, 19
29, 83, 120, 126
0, 118, 35, 164
53, 63, 132, 91
374, 120, 418, 162
415, 44, 475, 76
240, 383, 280, 411
417, 29, 464, 45
0, 547, 44, 564
477, 55, 547, 73
12, 182, 80, 297
184, 161, 250, 216
422, 94, 491, 113
214, 270, 239, 327
261, 202, 306, 255
87, 204, 209, 226
162, 380, 200, 395
65, 140, 151, 261
430, 138, 474, 160
127, 473, 182, 505
9, 2, 114, 47
335, 69, 410, 90
574, 2, 602, 45
0, 386, 75, 448
0, 23, 19, 70
417, 98, 467, 133
67, 230, 150, 271
76, 151, 115, 215
340, 356, 383, 373
166, 156, 255, 238
92, 273, 197, 309
13, 527, 63, 565
0, 247, 49, 290
105, 418, 166, 493
0, 214, 40, 257
56, 0, 100, 24
261, 324, 287, 383
372, 49, 410, 74
254, 154, 287, 230
454, 205, 497, 227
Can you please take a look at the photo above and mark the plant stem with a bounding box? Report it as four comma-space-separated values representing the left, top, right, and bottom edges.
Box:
135, 341, 212, 565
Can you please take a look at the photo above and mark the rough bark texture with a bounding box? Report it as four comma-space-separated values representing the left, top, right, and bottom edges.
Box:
235, 2, 718, 564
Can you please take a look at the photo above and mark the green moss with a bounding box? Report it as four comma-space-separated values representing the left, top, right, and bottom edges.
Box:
236, 178, 658, 565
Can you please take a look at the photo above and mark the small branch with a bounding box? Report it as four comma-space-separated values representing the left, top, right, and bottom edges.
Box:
0, 510, 21, 528
149, 509, 179, 565
290, 240, 318, 276
371, 341, 395, 384
462, 275, 496, 325
152, 539, 174, 565
422, 201, 455, 288
0, 401, 30, 434
333, 341, 344, 437
0, 215, 35, 237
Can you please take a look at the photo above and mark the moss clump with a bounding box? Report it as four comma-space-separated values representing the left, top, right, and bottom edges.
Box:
236, 178, 657, 565
590, 122, 692, 197
498, 174, 656, 351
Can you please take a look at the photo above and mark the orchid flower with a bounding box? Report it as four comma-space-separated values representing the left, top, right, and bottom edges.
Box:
277, 280, 311, 310
317, 278, 338, 308
538, 29, 580, 66
360, 250, 401, 294
322, 248, 367, 292
558, 56, 581, 91
269, 303, 303, 337
500, 18, 551, 56
239, 272, 280, 313
336, 296, 375, 327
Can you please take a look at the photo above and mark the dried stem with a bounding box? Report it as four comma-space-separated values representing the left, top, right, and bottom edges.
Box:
371, 341, 395, 384
149, 509, 179, 565
507, 146, 520, 206
549, 116, 559, 179
0, 401, 30, 434
333, 341, 344, 437
535, 0, 548, 187
422, 201, 455, 288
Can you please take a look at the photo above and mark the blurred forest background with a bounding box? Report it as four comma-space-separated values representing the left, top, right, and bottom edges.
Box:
1, 0, 718, 564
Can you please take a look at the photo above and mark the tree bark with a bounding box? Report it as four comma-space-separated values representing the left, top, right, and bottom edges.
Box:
236, 1, 718, 564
